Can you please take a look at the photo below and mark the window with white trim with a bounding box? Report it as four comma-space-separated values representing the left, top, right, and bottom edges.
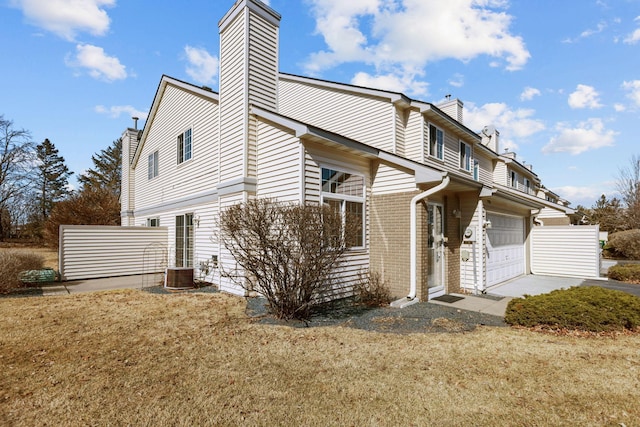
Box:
321, 167, 365, 248
473, 160, 479, 181
459, 141, 472, 171
177, 128, 192, 164
524, 178, 531, 194
175, 213, 194, 267
147, 217, 160, 227
429, 124, 444, 160
148, 150, 159, 180
510, 170, 518, 188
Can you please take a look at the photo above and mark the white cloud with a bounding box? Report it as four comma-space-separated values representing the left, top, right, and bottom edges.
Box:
568, 84, 602, 109
465, 102, 545, 152
624, 16, 640, 44
622, 80, 640, 107
520, 86, 540, 101
542, 118, 617, 155
66, 44, 127, 81
95, 105, 147, 120
183, 46, 219, 86
10, 0, 114, 41
351, 69, 429, 96
614, 103, 626, 112
551, 185, 603, 207
304, 0, 530, 94
448, 73, 464, 88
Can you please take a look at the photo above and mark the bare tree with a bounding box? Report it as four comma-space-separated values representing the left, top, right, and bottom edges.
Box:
0, 115, 35, 240
43, 186, 121, 248
616, 154, 640, 229
219, 199, 356, 320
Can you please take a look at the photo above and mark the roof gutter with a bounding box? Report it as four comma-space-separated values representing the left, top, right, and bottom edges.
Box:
408, 175, 450, 300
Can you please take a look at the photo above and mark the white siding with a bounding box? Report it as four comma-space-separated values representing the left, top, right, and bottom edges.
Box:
248, 11, 278, 111
404, 110, 424, 163
219, 9, 248, 182
256, 120, 302, 202
59, 226, 168, 281
394, 107, 406, 156
494, 161, 508, 186
443, 131, 459, 171
371, 163, 415, 195
538, 207, 569, 222
531, 226, 600, 278
459, 195, 483, 293
134, 84, 219, 212
278, 79, 395, 151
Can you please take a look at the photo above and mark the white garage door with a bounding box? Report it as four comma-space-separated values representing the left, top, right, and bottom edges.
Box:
486, 213, 525, 287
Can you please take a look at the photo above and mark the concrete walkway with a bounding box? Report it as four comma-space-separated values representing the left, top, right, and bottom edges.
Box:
429, 294, 512, 317
428, 274, 608, 317
40, 274, 158, 296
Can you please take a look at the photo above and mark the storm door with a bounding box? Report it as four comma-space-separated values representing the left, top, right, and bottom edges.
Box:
427, 203, 445, 298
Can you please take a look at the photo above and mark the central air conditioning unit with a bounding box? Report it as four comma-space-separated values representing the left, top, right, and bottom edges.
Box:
164, 267, 194, 290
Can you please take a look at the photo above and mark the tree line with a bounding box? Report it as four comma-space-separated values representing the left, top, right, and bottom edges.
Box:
575, 155, 640, 233
1, 114, 122, 246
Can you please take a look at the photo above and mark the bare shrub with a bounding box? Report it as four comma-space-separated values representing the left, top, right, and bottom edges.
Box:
0, 250, 44, 293
219, 199, 353, 320
604, 229, 640, 260
43, 186, 120, 248
354, 271, 391, 307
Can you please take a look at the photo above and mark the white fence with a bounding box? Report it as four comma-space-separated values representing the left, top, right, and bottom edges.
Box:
530, 225, 600, 279
59, 225, 169, 281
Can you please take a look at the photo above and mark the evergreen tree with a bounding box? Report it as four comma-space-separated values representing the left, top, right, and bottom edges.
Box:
589, 194, 626, 233
35, 138, 73, 221
78, 138, 122, 198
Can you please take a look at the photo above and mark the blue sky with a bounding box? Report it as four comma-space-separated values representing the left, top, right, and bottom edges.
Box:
2, 0, 639, 208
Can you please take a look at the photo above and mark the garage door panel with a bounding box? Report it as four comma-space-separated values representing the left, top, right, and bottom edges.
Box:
486, 213, 525, 287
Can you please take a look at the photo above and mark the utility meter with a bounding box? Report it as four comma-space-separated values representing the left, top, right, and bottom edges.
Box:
463, 227, 476, 242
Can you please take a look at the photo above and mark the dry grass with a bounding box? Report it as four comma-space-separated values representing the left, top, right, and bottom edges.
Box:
1, 290, 639, 426
0, 245, 58, 270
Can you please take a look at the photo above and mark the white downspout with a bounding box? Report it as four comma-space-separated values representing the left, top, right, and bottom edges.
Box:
477, 200, 485, 293
408, 176, 450, 300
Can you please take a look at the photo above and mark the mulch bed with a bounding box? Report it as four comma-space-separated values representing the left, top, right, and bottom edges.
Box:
246, 296, 507, 334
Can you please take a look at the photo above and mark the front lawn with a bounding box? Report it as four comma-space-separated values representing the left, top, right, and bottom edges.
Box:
1, 290, 638, 426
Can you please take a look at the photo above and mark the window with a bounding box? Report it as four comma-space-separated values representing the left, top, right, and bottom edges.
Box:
177, 128, 192, 164
524, 178, 531, 194
473, 160, 479, 181
147, 217, 160, 227
148, 150, 159, 180
321, 167, 365, 248
459, 141, 472, 171
510, 170, 518, 188
429, 124, 444, 160
175, 213, 194, 267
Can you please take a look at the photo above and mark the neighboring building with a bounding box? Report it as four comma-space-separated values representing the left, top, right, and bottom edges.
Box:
121, 0, 576, 302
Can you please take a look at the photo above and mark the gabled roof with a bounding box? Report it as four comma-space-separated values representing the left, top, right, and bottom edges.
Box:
250, 105, 446, 185
131, 75, 219, 168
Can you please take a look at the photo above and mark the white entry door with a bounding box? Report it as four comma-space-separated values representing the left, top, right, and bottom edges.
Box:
427, 203, 445, 298
485, 213, 525, 287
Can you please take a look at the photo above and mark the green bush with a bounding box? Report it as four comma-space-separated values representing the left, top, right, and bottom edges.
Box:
0, 250, 45, 293
354, 271, 391, 307
505, 286, 640, 332
603, 229, 640, 260
608, 264, 640, 283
